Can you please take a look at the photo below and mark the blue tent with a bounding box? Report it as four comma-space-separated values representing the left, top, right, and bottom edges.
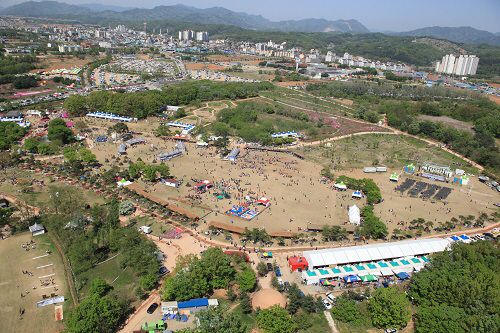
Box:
396, 272, 410, 279
343, 275, 360, 283
459, 235, 469, 240
450, 236, 460, 241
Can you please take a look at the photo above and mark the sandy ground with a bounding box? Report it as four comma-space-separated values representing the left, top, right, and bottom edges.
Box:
82, 115, 498, 240
32, 56, 97, 73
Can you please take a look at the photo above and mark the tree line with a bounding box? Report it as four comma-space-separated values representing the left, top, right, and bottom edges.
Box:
64, 80, 274, 119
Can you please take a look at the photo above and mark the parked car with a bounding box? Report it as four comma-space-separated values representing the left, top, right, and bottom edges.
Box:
147, 302, 158, 314
385, 329, 398, 333
158, 266, 170, 276
326, 292, 336, 303
277, 278, 283, 285
284, 281, 290, 290
321, 299, 332, 310
476, 234, 485, 241
267, 263, 273, 271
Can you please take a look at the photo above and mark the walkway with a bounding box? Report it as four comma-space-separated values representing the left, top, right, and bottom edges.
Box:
324, 310, 339, 333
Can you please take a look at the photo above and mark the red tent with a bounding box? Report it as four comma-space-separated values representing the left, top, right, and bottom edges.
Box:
257, 197, 271, 207
288, 256, 308, 271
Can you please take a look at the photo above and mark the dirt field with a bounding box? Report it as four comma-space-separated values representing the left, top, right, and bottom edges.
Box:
33, 55, 97, 73
0, 233, 70, 333
185, 63, 228, 71
417, 115, 474, 133
487, 95, 500, 106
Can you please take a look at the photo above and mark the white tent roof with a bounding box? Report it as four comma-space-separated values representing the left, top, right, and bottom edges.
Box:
333, 251, 349, 265
303, 238, 452, 269
348, 205, 361, 225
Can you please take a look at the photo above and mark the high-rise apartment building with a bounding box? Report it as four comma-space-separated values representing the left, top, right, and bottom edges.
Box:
435, 54, 479, 76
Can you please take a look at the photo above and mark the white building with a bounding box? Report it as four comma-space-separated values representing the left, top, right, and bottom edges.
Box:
58, 44, 83, 53
196, 31, 209, 42
435, 54, 479, 76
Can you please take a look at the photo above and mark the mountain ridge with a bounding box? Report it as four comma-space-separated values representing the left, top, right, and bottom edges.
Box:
0, 1, 369, 33
390, 26, 500, 46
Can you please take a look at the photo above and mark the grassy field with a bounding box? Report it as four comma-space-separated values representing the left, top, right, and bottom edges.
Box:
0, 233, 71, 333
294, 133, 479, 175
75, 254, 140, 305
128, 215, 174, 237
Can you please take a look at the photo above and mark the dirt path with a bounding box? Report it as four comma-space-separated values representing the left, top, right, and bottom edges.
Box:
324, 310, 338, 333
261, 94, 484, 171
48, 233, 77, 306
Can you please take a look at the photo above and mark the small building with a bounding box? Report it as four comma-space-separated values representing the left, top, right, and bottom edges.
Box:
164, 178, 179, 188
139, 226, 152, 234
390, 173, 399, 182
175, 141, 187, 152
376, 166, 387, 172
158, 149, 183, 161
228, 147, 239, 162
161, 301, 178, 314
363, 167, 377, 173
178, 298, 209, 314
352, 191, 362, 199
29, 223, 45, 236
288, 256, 308, 271
117, 143, 127, 154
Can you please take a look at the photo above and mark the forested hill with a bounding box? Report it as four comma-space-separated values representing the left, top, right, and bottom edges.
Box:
391, 26, 500, 46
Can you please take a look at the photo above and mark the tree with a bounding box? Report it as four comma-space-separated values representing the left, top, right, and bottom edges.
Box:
409, 242, 500, 333
213, 137, 229, 150
139, 272, 158, 291
180, 305, 247, 333
287, 283, 302, 315
301, 295, 318, 314
66, 294, 126, 333
239, 291, 252, 314
257, 305, 298, 333
370, 287, 411, 329
199, 248, 234, 289
237, 264, 257, 292
256, 261, 268, 276
12, 75, 38, 89
65, 94, 87, 116
415, 304, 467, 333
112, 122, 129, 133
24, 138, 39, 153
320, 165, 334, 180
47, 186, 84, 214
48, 121, 74, 144
0, 207, 13, 227
119, 200, 135, 216
154, 125, 171, 137
89, 277, 112, 297
332, 297, 361, 322
226, 287, 237, 301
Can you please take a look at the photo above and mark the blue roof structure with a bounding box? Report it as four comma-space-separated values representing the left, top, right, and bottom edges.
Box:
178, 298, 209, 309
396, 272, 410, 279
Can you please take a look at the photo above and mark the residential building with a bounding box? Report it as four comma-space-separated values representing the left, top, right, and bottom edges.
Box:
435, 54, 479, 76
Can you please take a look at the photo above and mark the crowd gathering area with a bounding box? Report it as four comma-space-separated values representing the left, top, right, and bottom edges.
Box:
61, 112, 499, 243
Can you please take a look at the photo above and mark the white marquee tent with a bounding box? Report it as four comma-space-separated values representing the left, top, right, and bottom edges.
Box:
303, 238, 453, 270
348, 205, 361, 225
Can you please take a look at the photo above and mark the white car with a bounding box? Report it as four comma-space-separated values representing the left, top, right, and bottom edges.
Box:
326, 292, 336, 303
277, 278, 283, 285
476, 234, 485, 241
322, 299, 332, 310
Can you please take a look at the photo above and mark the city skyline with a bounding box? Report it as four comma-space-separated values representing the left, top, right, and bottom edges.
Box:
1, 0, 499, 33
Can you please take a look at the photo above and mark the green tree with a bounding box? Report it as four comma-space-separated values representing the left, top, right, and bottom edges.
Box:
65, 94, 87, 116
112, 122, 129, 133
179, 305, 247, 333
239, 291, 252, 314
256, 261, 268, 276
226, 287, 237, 301
332, 297, 360, 322
119, 200, 135, 216
139, 272, 158, 291
287, 283, 302, 315
199, 247, 234, 289
154, 125, 171, 137
237, 264, 257, 292
415, 304, 467, 333
24, 138, 39, 153
89, 277, 112, 297
48, 120, 74, 144
256, 305, 298, 333
370, 287, 412, 329
66, 294, 126, 333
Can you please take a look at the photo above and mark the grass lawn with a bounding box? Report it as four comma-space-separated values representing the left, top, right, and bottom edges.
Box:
75, 253, 140, 305
0, 232, 71, 333
128, 215, 173, 237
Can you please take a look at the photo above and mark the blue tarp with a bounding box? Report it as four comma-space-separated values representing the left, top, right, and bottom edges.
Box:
396, 272, 410, 279
451, 236, 460, 241
178, 298, 209, 309
459, 235, 469, 240
343, 275, 360, 283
